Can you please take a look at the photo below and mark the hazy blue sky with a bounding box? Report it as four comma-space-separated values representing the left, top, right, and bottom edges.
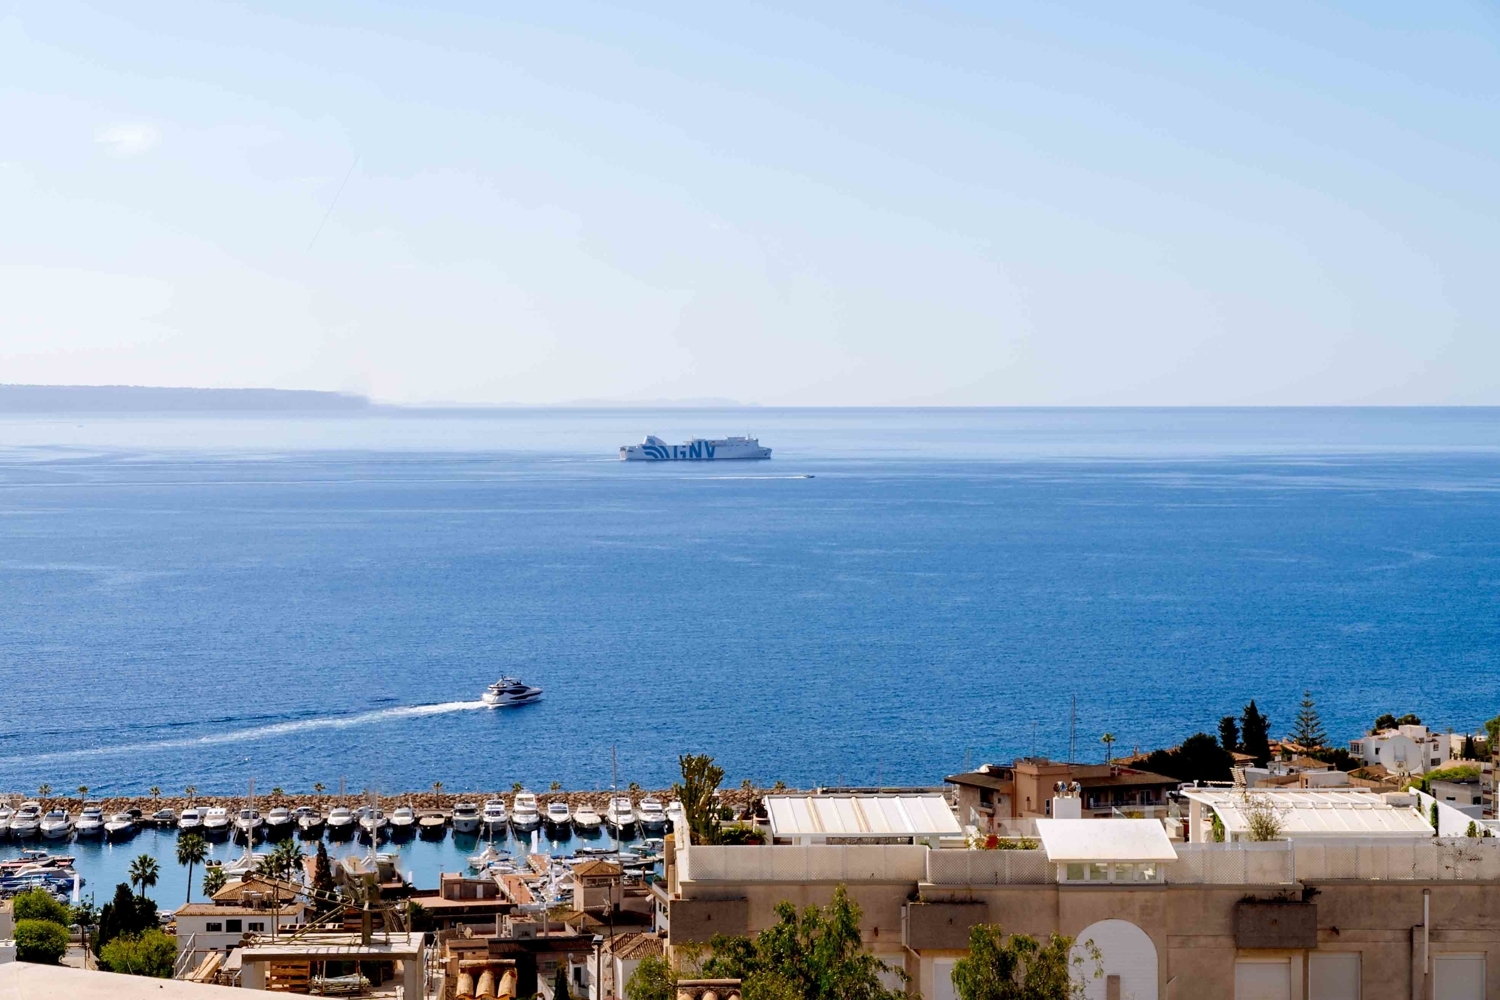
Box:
3, 2, 1497, 405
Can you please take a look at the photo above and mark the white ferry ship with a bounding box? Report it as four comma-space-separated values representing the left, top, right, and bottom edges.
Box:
620, 435, 771, 461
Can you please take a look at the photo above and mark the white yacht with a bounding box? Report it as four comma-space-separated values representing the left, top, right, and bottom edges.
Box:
0, 801, 14, 839
10, 802, 42, 839
295, 807, 324, 836
390, 806, 416, 835
543, 800, 572, 835
265, 807, 293, 838
620, 434, 771, 461
665, 800, 686, 830
466, 844, 506, 870
572, 802, 602, 833
104, 812, 137, 840
39, 809, 73, 840
604, 796, 636, 834
481, 800, 509, 836
325, 807, 356, 837
636, 796, 668, 833
511, 792, 540, 832
202, 807, 231, 837
76, 804, 106, 838
178, 807, 204, 832
482, 677, 544, 707
221, 852, 267, 878
233, 808, 263, 841
358, 808, 388, 840
450, 802, 481, 835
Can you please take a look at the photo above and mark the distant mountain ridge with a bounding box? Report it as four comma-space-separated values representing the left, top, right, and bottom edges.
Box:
0, 384, 370, 413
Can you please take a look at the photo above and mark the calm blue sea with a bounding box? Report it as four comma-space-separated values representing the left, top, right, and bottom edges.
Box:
3, 407, 1498, 803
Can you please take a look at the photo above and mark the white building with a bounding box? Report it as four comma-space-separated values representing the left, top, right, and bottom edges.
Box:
174, 901, 306, 966
1347, 724, 1449, 776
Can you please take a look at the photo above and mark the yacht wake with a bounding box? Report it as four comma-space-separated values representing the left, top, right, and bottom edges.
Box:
6, 701, 491, 764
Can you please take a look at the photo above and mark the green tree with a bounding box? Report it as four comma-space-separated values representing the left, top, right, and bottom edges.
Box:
12, 887, 71, 925
1099, 733, 1116, 764
314, 782, 326, 795
553, 964, 573, 1000
1461, 735, 1478, 760
99, 928, 177, 977
77, 785, 89, 798
202, 866, 228, 900
672, 753, 726, 846
550, 781, 563, 792
128, 854, 160, 899
1218, 715, 1239, 754
177, 833, 209, 904
952, 923, 1097, 1000
14, 919, 70, 964
1484, 714, 1500, 751
1239, 701, 1272, 767
1287, 691, 1327, 749
1142, 733, 1233, 783
37, 783, 51, 801
184, 785, 197, 801
149, 786, 161, 802
313, 841, 337, 901
626, 954, 677, 1000
96, 883, 158, 957
432, 781, 443, 795
701, 884, 905, 1000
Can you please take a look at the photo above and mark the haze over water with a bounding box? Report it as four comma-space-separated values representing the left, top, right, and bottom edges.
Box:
2, 407, 1498, 797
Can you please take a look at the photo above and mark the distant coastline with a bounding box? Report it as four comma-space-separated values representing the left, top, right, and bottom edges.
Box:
0, 383, 370, 413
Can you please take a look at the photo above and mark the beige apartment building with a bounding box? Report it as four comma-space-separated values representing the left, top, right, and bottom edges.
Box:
948, 759, 1180, 831
659, 793, 1500, 1000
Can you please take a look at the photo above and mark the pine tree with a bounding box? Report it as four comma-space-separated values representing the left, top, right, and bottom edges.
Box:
313, 841, 337, 904
553, 964, 572, 1000
1240, 700, 1272, 767
1288, 690, 1327, 750
1218, 715, 1240, 754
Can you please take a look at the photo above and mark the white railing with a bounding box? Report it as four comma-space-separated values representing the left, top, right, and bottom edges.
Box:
926, 849, 1053, 885
173, 935, 198, 978
682, 844, 927, 883
1170, 843, 1295, 885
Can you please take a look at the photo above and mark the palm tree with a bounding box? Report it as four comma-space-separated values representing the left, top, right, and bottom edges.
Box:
549, 781, 562, 792
77, 785, 89, 799
1100, 732, 1117, 765
185, 785, 197, 802
129, 854, 160, 899
313, 783, 325, 796
149, 786, 161, 805
259, 840, 305, 940
37, 783, 51, 803
512, 781, 523, 794
202, 865, 227, 899
432, 781, 443, 795
177, 833, 209, 904
271, 787, 284, 797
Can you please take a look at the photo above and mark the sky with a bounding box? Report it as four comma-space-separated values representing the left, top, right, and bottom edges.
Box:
2, 1, 1497, 406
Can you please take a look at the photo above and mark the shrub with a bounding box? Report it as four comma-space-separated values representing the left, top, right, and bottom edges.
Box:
12, 887, 71, 926
99, 929, 177, 978
14, 919, 70, 965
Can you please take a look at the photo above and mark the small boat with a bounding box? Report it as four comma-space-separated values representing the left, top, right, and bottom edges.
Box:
202, 808, 232, 838
637, 796, 668, 833
544, 801, 572, 835
0, 801, 14, 840
104, 812, 137, 840
178, 807, 204, 832
604, 796, 636, 835
418, 812, 448, 839
76, 804, 106, 838
325, 807, 356, 838
390, 806, 416, 837
511, 792, 541, 833
222, 851, 267, 878
39, 809, 73, 840
295, 806, 324, 837
358, 808, 388, 840
481, 676, 544, 708
467, 844, 506, 870
451, 802, 481, 835
665, 800, 685, 830
572, 803, 602, 835
10, 802, 42, 839
481, 800, 509, 835
265, 807, 293, 839
150, 808, 177, 828
233, 808, 263, 841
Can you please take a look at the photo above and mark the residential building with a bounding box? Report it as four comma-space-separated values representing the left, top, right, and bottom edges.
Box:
174, 878, 308, 973
412, 871, 513, 931
1348, 724, 1450, 776
948, 759, 1179, 832
1240, 756, 1349, 789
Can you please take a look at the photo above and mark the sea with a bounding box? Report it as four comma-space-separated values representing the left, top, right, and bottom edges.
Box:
2, 407, 1498, 900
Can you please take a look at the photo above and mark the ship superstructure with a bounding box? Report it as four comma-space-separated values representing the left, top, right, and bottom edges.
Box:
620, 435, 771, 461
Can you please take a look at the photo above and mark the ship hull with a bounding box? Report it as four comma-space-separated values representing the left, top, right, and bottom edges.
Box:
620, 437, 771, 461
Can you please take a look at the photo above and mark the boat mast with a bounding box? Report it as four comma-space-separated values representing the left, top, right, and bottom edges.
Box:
611, 746, 619, 854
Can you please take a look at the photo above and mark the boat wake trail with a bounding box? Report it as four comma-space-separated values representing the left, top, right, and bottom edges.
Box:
6, 701, 491, 765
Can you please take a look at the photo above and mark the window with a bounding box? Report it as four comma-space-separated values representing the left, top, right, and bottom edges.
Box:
1309, 953, 1359, 1000
1235, 959, 1291, 1000
1066, 863, 1085, 881
225, 919, 242, 932
248, 922, 264, 932
205, 922, 223, 932
1433, 955, 1485, 1000
1088, 863, 1109, 881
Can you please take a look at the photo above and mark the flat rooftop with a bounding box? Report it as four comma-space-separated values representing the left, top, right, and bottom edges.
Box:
764, 793, 961, 840
1181, 788, 1434, 838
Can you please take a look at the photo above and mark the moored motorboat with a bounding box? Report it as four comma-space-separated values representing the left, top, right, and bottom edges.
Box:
233, 808, 263, 842
481, 677, 544, 708
0, 801, 14, 840
178, 807, 204, 833
544, 801, 572, 836
295, 806, 324, 837
481, 800, 509, 836
10, 802, 42, 839
39, 809, 73, 840
358, 808, 388, 841
202, 808, 231, 838
572, 803, 602, 835
636, 796, 667, 834
325, 807, 355, 838
265, 807, 293, 839
104, 812, 137, 840
467, 844, 506, 870
418, 811, 448, 839
390, 806, 416, 837
511, 792, 540, 833
604, 796, 636, 835
451, 802, 481, 835
76, 804, 106, 838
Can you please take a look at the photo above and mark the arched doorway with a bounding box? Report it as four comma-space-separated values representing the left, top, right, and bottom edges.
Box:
1070, 919, 1158, 1000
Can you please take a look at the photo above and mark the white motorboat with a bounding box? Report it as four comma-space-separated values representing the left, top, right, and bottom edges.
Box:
390, 806, 416, 835
76, 804, 106, 838
572, 802, 602, 833
511, 792, 540, 832
39, 809, 73, 840
467, 844, 506, 870
178, 807, 204, 832
665, 800, 686, 830
326, 807, 356, 837
104, 812, 137, 840
636, 796, 667, 833
358, 808, 388, 840
544, 801, 572, 834
481, 677, 544, 707
481, 800, 509, 835
221, 852, 267, 878
296, 807, 324, 836
10, 802, 42, 839
202, 808, 231, 837
604, 796, 636, 834
265, 807, 293, 838
233, 808, 263, 841
451, 802, 481, 835
0, 801, 14, 839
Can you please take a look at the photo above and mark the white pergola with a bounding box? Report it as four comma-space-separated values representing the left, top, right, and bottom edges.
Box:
1180, 787, 1434, 842
763, 793, 961, 845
